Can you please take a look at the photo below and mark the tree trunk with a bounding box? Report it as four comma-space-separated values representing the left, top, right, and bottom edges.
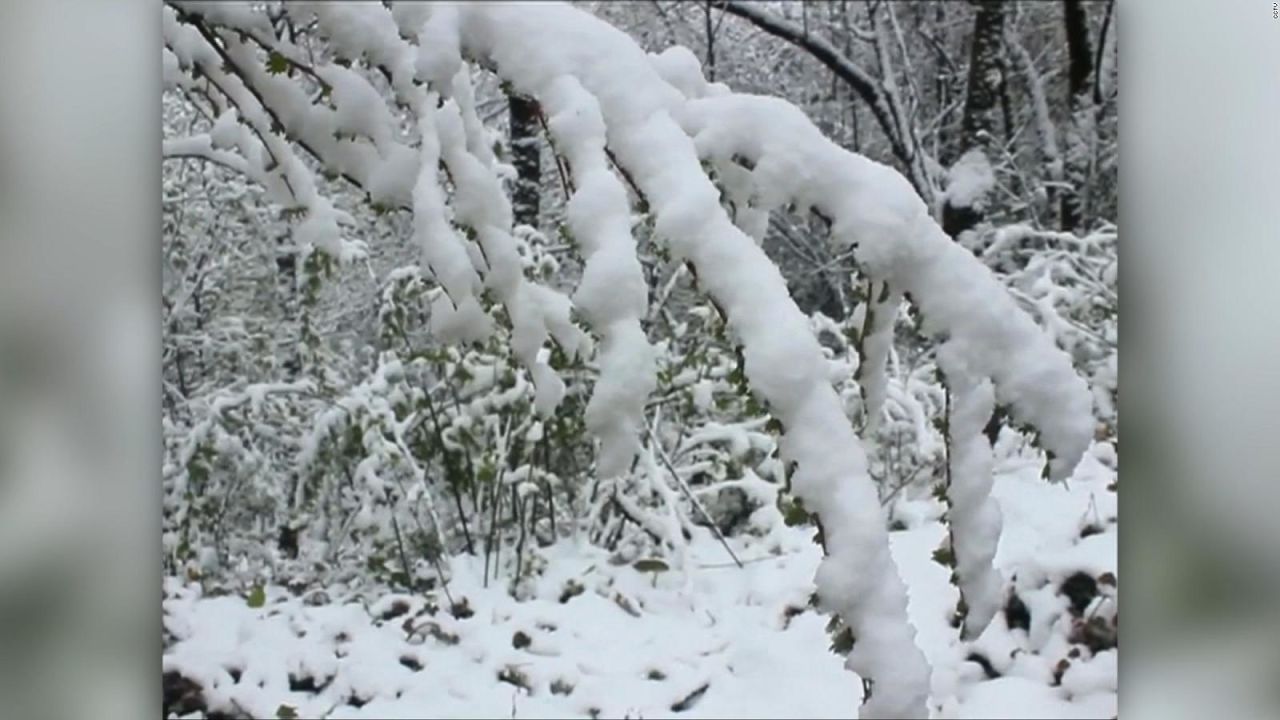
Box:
942, 1, 1006, 239
704, 1, 716, 82
959, 2, 1005, 150
1060, 0, 1094, 231
1064, 0, 1094, 100
509, 94, 541, 228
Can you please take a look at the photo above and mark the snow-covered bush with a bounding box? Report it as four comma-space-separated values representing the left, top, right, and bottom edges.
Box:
161, 3, 1099, 717
981, 223, 1118, 438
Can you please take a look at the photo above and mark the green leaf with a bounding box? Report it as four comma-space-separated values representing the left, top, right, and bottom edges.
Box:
266, 51, 290, 76
454, 364, 473, 383
247, 584, 266, 608
932, 545, 956, 568
633, 558, 669, 574
829, 626, 855, 655
276, 704, 299, 720
780, 496, 811, 527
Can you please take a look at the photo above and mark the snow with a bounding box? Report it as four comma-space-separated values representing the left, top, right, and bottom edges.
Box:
412, 93, 483, 312
952, 677, 1113, 720
164, 455, 1117, 719
453, 13, 938, 710
678, 91, 1094, 484
943, 150, 996, 213
556, 33, 928, 702
425, 79, 588, 419
366, 144, 419, 209
938, 347, 1004, 640
318, 64, 396, 150
296, 202, 367, 265
163, 135, 254, 181
162, 46, 182, 89
858, 282, 903, 434
414, 5, 462, 89
541, 74, 656, 478
209, 109, 240, 151
171, 1, 274, 37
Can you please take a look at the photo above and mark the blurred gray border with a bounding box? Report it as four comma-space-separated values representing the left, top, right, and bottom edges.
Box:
0, 2, 161, 720
1122, 2, 1280, 718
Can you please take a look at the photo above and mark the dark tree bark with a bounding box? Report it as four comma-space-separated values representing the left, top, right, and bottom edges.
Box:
958, 2, 1006, 151
1063, 0, 1094, 100
1093, 0, 1115, 105
942, 1, 1006, 239
508, 94, 541, 228
1060, 0, 1094, 231
704, 0, 716, 82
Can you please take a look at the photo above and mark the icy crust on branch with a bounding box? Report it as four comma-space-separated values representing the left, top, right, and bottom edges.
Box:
678, 92, 1093, 482
446, 4, 928, 717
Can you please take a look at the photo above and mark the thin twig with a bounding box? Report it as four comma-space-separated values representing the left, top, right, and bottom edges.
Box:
644, 425, 743, 568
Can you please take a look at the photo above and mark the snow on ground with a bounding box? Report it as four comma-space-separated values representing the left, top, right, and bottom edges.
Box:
163, 444, 1116, 719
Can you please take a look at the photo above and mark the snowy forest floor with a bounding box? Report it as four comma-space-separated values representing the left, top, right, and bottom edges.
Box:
163, 444, 1117, 720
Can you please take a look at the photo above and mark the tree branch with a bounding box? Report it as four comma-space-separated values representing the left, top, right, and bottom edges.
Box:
711, 1, 925, 197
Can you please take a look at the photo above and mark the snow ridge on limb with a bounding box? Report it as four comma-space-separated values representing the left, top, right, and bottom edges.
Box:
667, 55, 1090, 643
450, 5, 928, 717
855, 281, 903, 435
939, 345, 1004, 639
430, 77, 586, 418
648, 46, 905, 440
539, 75, 656, 478
410, 93, 491, 345
679, 92, 1093, 483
